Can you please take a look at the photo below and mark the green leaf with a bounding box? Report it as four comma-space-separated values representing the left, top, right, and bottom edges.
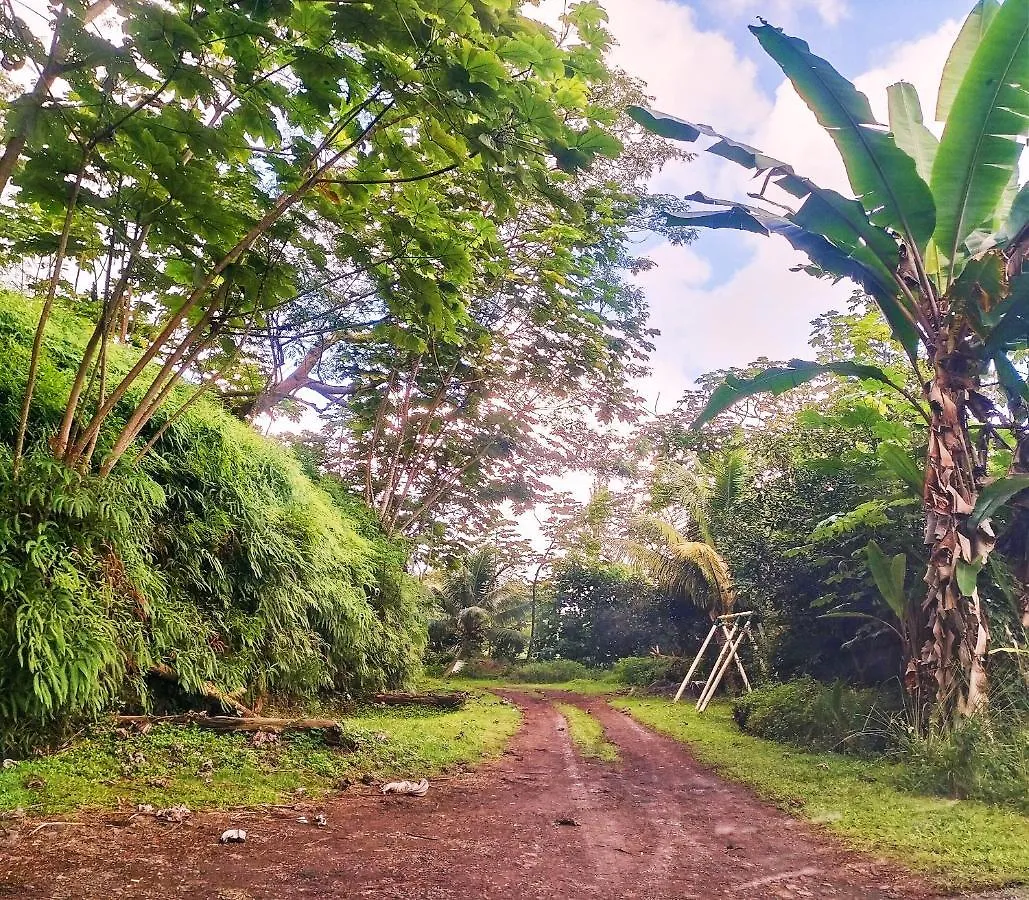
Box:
693, 358, 900, 428
936, 0, 1000, 121
929, 0, 1029, 283
956, 557, 986, 596
751, 22, 936, 252
993, 352, 1029, 409
983, 274, 1029, 354
967, 474, 1029, 531
887, 81, 938, 183
627, 108, 919, 355
865, 540, 907, 620
877, 443, 923, 497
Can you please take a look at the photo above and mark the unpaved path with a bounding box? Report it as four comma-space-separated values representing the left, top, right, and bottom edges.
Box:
0, 692, 946, 899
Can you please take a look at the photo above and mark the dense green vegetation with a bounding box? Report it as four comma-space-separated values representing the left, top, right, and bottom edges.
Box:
0, 0, 1027, 886
1, 295, 426, 747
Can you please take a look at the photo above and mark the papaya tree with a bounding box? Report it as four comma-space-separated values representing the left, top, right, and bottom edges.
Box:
629, 0, 1029, 721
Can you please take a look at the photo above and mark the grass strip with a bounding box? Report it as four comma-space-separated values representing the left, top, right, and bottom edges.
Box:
614, 697, 1029, 890
554, 701, 619, 762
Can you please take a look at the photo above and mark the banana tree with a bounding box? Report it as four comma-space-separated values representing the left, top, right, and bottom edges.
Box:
630, 0, 1029, 721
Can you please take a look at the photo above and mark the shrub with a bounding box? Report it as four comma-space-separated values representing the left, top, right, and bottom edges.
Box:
896, 714, 1029, 812
612, 656, 676, 686
0, 296, 427, 750
507, 659, 589, 683
732, 677, 896, 755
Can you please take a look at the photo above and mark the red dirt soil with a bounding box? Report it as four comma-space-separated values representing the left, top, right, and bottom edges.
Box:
0, 691, 947, 899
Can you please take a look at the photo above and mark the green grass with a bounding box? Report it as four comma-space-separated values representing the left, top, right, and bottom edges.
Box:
615, 698, 1029, 890
555, 702, 619, 762
0, 693, 521, 815
422, 674, 623, 696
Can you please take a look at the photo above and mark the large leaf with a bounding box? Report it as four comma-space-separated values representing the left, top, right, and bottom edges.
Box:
751, 22, 936, 252
930, 0, 1029, 283
629, 107, 901, 275
693, 358, 900, 428
629, 106, 922, 354
877, 443, 924, 497
887, 82, 938, 183
865, 540, 907, 620
967, 474, 1029, 531
983, 274, 1029, 353
666, 193, 920, 356
993, 352, 1029, 411
936, 0, 1001, 121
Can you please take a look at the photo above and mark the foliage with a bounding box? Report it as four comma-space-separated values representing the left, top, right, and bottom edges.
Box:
0, 295, 426, 747
631, 0, 1029, 720
536, 557, 709, 666
731, 677, 898, 755
0, 693, 520, 813
611, 655, 677, 687
896, 713, 1029, 812
427, 546, 529, 664
554, 701, 619, 761
506, 659, 590, 684
617, 698, 1029, 889
1, 0, 635, 477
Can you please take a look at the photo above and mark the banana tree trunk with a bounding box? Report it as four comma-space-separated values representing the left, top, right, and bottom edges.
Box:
919, 342, 991, 721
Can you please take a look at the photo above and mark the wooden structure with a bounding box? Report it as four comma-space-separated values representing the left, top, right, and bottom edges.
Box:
673, 611, 759, 712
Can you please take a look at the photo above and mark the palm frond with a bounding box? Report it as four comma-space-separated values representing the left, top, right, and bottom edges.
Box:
631, 516, 736, 618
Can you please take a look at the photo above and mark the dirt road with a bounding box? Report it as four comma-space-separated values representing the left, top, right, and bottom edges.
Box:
0, 692, 943, 899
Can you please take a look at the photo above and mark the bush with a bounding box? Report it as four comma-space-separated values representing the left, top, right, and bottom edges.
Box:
897, 714, 1029, 812
0, 296, 427, 749
454, 659, 510, 679
507, 659, 589, 683
612, 656, 676, 686
732, 677, 896, 755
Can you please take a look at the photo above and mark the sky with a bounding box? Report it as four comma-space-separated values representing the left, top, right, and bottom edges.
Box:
533, 0, 974, 412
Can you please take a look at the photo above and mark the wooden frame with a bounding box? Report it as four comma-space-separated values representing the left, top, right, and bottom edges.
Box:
673, 611, 758, 712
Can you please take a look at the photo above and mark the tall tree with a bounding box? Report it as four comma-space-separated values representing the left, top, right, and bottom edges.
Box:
630, 0, 1029, 721
1, 0, 626, 474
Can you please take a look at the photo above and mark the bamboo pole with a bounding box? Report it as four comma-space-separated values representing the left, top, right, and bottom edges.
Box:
673, 621, 719, 702
698, 625, 750, 712
695, 622, 740, 710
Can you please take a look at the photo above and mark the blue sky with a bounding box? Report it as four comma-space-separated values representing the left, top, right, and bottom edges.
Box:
539, 0, 977, 407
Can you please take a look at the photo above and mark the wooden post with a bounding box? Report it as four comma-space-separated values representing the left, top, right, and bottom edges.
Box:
673, 621, 719, 702
696, 621, 740, 710
697, 624, 750, 712
720, 619, 751, 692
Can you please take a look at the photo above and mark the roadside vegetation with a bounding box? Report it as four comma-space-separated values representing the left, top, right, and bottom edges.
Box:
0, 693, 520, 816
616, 698, 1029, 889
0, 0, 1028, 889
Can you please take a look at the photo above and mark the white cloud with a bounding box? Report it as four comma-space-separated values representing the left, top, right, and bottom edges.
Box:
637, 239, 851, 409
712, 0, 850, 27
625, 15, 964, 411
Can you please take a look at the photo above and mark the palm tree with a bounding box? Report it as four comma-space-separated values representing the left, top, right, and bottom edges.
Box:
631, 449, 748, 620
630, 0, 1029, 721
428, 547, 529, 671
631, 516, 736, 621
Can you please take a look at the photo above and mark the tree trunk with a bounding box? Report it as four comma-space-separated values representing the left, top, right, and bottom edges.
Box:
919, 342, 993, 722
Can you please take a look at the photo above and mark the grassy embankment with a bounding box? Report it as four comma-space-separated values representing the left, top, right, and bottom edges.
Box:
616, 697, 1029, 890
0, 694, 520, 815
